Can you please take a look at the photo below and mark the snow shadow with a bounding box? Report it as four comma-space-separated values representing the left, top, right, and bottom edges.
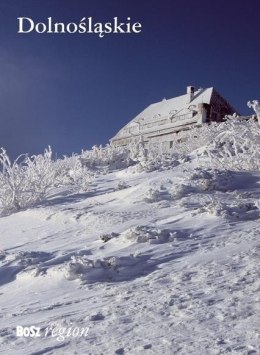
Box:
229, 171, 260, 192
0, 251, 54, 287
0, 265, 23, 286
41, 186, 116, 208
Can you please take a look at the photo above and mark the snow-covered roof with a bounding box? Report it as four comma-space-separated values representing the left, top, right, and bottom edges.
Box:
113, 87, 214, 140
130, 87, 212, 124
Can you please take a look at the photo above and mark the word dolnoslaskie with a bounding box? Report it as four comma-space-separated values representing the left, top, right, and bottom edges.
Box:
17, 17, 142, 38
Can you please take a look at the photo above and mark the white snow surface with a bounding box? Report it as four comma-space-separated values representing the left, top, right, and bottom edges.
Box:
0, 157, 259, 354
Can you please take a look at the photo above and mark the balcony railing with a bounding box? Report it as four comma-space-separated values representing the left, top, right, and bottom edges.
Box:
121, 112, 195, 136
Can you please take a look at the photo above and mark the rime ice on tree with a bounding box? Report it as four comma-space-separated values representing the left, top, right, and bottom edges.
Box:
247, 100, 260, 121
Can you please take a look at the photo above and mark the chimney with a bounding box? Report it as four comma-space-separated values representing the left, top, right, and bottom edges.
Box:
187, 86, 195, 102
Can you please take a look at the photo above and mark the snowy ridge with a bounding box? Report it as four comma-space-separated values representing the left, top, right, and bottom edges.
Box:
0, 119, 259, 354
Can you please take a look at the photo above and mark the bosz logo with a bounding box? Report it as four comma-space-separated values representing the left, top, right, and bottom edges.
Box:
16, 325, 90, 342
16, 326, 41, 338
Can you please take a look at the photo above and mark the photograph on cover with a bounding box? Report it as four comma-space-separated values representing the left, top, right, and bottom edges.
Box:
0, 0, 259, 354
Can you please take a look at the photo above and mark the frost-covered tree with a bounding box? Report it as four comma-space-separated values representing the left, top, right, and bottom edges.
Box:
0, 147, 93, 213
0, 147, 56, 211
247, 100, 260, 122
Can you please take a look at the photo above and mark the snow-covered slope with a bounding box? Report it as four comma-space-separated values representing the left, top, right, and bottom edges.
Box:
0, 155, 259, 354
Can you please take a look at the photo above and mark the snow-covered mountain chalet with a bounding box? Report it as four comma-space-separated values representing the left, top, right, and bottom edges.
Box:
111, 86, 237, 147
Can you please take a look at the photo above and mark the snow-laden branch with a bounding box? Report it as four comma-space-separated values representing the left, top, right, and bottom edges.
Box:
247, 100, 260, 122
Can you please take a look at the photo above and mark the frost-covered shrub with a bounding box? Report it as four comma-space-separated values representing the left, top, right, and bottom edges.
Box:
142, 119, 260, 171
79, 118, 258, 174
195, 197, 259, 220
247, 100, 260, 122
116, 181, 130, 190
0, 147, 94, 213
144, 187, 172, 203
80, 144, 135, 170
171, 183, 192, 199
201, 120, 260, 171
144, 188, 164, 203
123, 225, 178, 244
53, 155, 94, 192
79, 118, 260, 175
64, 252, 153, 283
197, 201, 232, 218
188, 169, 233, 192
0, 147, 56, 211
81, 140, 181, 174
100, 232, 119, 243
65, 254, 120, 282
138, 153, 180, 172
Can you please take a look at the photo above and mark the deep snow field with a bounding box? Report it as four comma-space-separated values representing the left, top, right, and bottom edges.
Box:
0, 131, 259, 354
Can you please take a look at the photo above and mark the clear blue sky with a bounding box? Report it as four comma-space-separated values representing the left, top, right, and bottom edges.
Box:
0, 0, 259, 158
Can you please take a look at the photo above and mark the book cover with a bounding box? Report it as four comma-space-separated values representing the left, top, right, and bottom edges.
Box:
0, 1, 259, 354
